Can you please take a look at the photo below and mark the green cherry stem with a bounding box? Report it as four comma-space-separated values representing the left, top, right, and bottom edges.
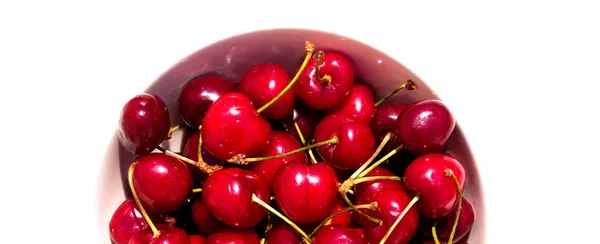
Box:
352, 176, 402, 185
192, 188, 202, 193
251, 194, 311, 243
357, 144, 403, 178
313, 51, 331, 84
340, 189, 381, 225
445, 169, 463, 244
229, 137, 338, 164
128, 163, 160, 238
432, 222, 441, 244
348, 132, 392, 180
197, 125, 204, 162
156, 146, 222, 175
374, 80, 417, 107
378, 194, 420, 244
308, 202, 378, 238
293, 115, 318, 164
166, 125, 180, 140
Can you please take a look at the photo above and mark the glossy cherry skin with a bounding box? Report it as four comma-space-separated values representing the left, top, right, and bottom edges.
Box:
353, 228, 365, 240
201, 92, 272, 160
396, 100, 455, 156
325, 200, 352, 226
129, 224, 190, 244
265, 224, 303, 244
294, 52, 355, 110
312, 225, 367, 244
421, 197, 475, 242
403, 153, 466, 219
371, 103, 408, 152
183, 131, 226, 171
239, 63, 294, 119
178, 75, 235, 128
247, 131, 307, 190
189, 235, 206, 244
273, 162, 338, 224
275, 102, 321, 142
204, 229, 260, 244
118, 93, 170, 155
353, 167, 406, 225
191, 197, 227, 236
132, 153, 193, 213
327, 83, 376, 125
202, 168, 270, 228
363, 189, 420, 244
314, 114, 376, 170
109, 199, 159, 244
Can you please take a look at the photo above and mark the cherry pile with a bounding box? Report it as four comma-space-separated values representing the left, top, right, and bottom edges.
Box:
109, 41, 476, 244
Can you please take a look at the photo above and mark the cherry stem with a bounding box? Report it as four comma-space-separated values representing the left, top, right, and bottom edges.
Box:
166, 125, 180, 139
306, 139, 319, 165
313, 51, 331, 84
340, 189, 381, 225
357, 144, 403, 178
192, 188, 202, 193
251, 194, 311, 243
445, 169, 463, 244
309, 203, 377, 238
374, 80, 417, 107
240, 137, 338, 163
128, 163, 160, 238
257, 41, 315, 114
293, 116, 318, 164
157, 146, 222, 175
378, 194, 420, 244
349, 132, 392, 180
197, 125, 204, 162
432, 222, 441, 244
352, 176, 402, 185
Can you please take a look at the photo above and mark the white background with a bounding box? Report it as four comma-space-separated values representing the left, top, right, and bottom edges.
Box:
1, 1, 599, 243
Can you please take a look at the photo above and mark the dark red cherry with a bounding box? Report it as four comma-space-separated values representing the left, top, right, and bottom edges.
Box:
353, 228, 364, 239
275, 102, 321, 142
202, 168, 270, 228
313, 114, 376, 170
118, 93, 170, 155
247, 131, 307, 190
294, 51, 355, 110
327, 83, 376, 125
239, 63, 294, 119
189, 235, 206, 244
273, 162, 338, 224
353, 167, 406, 225
183, 131, 225, 165
191, 197, 227, 236
265, 224, 303, 244
312, 225, 367, 244
363, 189, 420, 244
132, 153, 193, 213
129, 224, 190, 244
422, 197, 475, 242
396, 100, 455, 156
403, 153, 466, 219
371, 103, 407, 153
109, 199, 160, 244
178, 75, 235, 128
325, 200, 352, 226
204, 228, 260, 244
201, 92, 272, 160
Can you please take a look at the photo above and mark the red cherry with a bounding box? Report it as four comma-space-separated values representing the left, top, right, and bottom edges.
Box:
403, 153, 466, 219
191, 197, 227, 236
118, 93, 170, 155
325, 200, 352, 226
189, 235, 206, 244
202, 168, 270, 228
272, 162, 338, 224
247, 131, 307, 190
363, 189, 420, 244
327, 83, 376, 125
371, 103, 407, 153
294, 51, 355, 110
132, 153, 193, 213
109, 199, 160, 244
265, 224, 303, 244
353, 228, 365, 239
178, 75, 235, 128
312, 225, 367, 244
183, 131, 226, 166
353, 167, 406, 225
201, 92, 272, 160
239, 63, 295, 119
396, 100, 455, 156
204, 229, 260, 244
314, 114, 376, 170
422, 197, 475, 242
275, 102, 321, 143
129, 224, 190, 244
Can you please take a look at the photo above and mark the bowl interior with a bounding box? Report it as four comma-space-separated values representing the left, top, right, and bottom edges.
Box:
97, 28, 485, 243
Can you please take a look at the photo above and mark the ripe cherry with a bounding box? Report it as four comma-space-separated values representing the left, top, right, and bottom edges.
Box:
275, 102, 321, 143
247, 130, 307, 190
272, 162, 338, 224
204, 228, 260, 244
189, 235, 206, 244
363, 189, 420, 244
202, 168, 270, 228
314, 114, 376, 170
178, 75, 235, 128
183, 131, 226, 169
353, 228, 365, 240
396, 100, 455, 156
129, 224, 190, 244
403, 153, 466, 219
370, 103, 407, 154
422, 197, 475, 242
109, 199, 160, 244
312, 225, 367, 244
239, 63, 295, 119
131, 153, 193, 213
191, 197, 227, 236
326, 83, 376, 125
201, 92, 272, 161
325, 200, 352, 227
353, 167, 406, 225
265, 224, 303, 244
294, 51, 355, 110
118, 93, 170, 155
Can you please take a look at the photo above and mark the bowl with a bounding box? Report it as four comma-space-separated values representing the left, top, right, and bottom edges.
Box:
97, 28, 486, 243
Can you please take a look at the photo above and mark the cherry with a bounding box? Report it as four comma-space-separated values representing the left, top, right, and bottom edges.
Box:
109, 199, 160, 244
313, 114, 376, 170
403, 153, 466, 219
131, 153, 193, 213
370, 103, 407, 154
129, 224, 190, 244
353, 166, 406, 225
273, 162, 338, 224
191, 197, 227, 236
202, 168, 270, 228
178, 75, 235, 128
239, 63, 295, 119
183, 131, 225, 166
353, 228, 364, 240
201, 92, 272, 161
324, 200, 352, 227
118, 93, 170, 155
204, 229, 260, 244
265, 224, 303, 244
247, 131, 307, 190
189, 235, 206, 244
294, 51, 355, 110
396, 100, 455, 156
312, 225, 367, 244
326, 83, 376, 125
363, 189, 420, 244
275, 102, 321, 143
422, 197, 475, 243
